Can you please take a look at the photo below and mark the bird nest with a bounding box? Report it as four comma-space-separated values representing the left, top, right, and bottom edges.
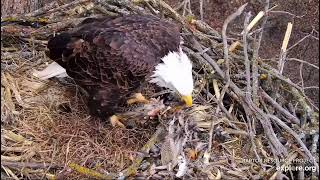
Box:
1, 0, 319, 179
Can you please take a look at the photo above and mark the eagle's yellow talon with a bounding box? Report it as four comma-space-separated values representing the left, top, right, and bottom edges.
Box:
110, 115, 125, 128
127, 93, 149, 105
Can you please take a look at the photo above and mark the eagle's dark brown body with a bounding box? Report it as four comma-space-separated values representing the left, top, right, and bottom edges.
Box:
46, 15, 181, 118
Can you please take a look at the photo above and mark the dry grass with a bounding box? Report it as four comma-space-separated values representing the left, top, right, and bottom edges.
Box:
1, 52, 158, 179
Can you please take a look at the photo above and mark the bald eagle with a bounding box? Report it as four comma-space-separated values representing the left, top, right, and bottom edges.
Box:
37, 15, 194, 119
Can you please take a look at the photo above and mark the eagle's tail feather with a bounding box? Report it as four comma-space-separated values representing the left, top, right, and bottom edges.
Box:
33, 62, 68, 80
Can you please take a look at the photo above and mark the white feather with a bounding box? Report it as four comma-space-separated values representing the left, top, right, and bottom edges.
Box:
33, 62, 68, 80
149, 47, 194, 96
176, 155, 188, 178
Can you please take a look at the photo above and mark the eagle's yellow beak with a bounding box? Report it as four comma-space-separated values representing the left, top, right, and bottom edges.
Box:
181, 95, 193, 107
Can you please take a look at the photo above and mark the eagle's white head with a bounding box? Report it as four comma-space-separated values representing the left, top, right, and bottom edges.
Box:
150, 47, 194, 107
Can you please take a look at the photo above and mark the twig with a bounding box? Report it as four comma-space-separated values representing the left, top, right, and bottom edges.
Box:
185, 42, 244, 124
190, 19, 221, 38
28, 0, 90, 17
1, 17, 51, 27
222, 2, 248, 78
311, 134, 319, 158
219, 3, 248, 112
250, 104, 288, 156
144, 1, 160, 15
287, 58, 319, 70
122, 125, 166, 176
2, 1, 58, 18
241, 11, 264, 35
2, 166, 19, 180
243, 12, 252, 100
288, 86, 316, 120
212, 79, 220, 99
1, 146, 29, 152
287, 29, 319, 52
96, 0, 130, 15
269, 115, 319, 173
93, 5, 120, 16
278, 22, 293, 74
252, 0, 270, 105
299, 63, 305, 94
311, 133, 319, 178
187, 0, 192, 16
303, 86, 319, 90
259, 89, 300, 124
182, 0, 190, 17
1, 161, 60, 169
281, 23, 293, 52
174, 0, 186, 11
41, 17, 89, 32
202, 88, 239, 128
269, 10, 305, 19
205, 115, 217, 164
241, 10, 266, 170
258, 61, 303, 92
186, 38, 248, 111
199, 0, 204, 21
141, 0, 186, 25
68, 162, 116, 179
244, 113, 264, 169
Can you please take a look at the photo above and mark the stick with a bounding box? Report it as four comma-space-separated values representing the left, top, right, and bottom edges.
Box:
2, 1, 59, 18
287, 29, 318, 52
259, 89, 300, 124
278, 22, 293, 74
269, 115, 319, 173
252, 0, 270, 105
212, 79, 220, 99
219, 3, 248, 112
68, 162, 115, 179
122, 125, 166, 176
199, 0, 204, 21
287, 58, 319, 70
30, 0, 90, 17
258, 61, 303, 91
1, 161, 60, 169
241, 11, 265, 170
228, 41, 241, 52
243, 12, 252, 100
241, 11, 265, 35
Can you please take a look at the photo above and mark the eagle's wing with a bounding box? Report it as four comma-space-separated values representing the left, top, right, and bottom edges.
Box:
46, 15, 181, 117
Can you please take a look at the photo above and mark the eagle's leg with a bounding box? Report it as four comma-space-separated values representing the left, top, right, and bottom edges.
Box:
127, 93, 149, 105
110, 115, 126, 128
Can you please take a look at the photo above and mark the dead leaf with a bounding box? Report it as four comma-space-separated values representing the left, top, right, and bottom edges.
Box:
2, 130, 33, 145
259, 74, 268, 80
2, 72, 30, 108
186, 148, 198, 160
3, 85, 15, 112
229, 41, 241, 52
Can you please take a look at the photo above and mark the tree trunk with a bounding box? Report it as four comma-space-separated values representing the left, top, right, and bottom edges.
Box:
1, 0, 54, 17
